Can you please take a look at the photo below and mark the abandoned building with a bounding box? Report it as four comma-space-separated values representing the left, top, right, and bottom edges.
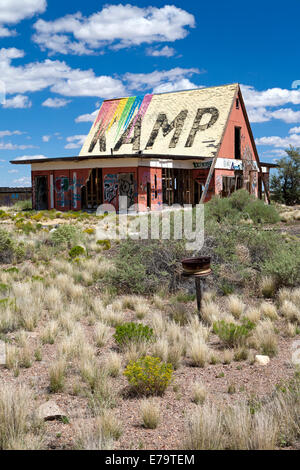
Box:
0, 187, 32, 207
11, 83, 276, 212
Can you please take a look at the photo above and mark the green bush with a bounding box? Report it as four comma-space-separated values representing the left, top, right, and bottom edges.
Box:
262, 243, 300, 287
69, 245, 86, 258
50, 224, 83, 248
0, 229, 14, 264
105, 238, 187, 294
244, 200, 280, 224
114, 322, 154, 348
124, 356, 173, 395
213, 320, 255, 347
205, 190, 280, 224
229, 189, 252, 211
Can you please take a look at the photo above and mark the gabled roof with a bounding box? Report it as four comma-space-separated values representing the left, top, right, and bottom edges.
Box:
80, 83, 239, 158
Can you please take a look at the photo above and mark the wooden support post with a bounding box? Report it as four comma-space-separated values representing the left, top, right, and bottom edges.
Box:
195, 276, 204, 315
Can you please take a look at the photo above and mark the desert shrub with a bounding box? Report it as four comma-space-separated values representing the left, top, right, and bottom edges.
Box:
262, 243, 300, 287
0, 229, 14, 263
206, 196, 239, 223
213, 320, 255, 347
124, 356, 173, 395
244, 200, 280, 224
96, 239, 111, 250
15, 221, 40, 234
0, 210, 9, 219
84, 228, 95, 235
229, 189, 252, 211
114, 322, 154, 348
105, 238, 187, 294
205, 190, 279, 225
50, 225, 83, 248
69, 245, 85, 258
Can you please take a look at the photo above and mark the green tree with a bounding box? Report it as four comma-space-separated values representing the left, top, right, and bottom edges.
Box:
270, 147, 300, 205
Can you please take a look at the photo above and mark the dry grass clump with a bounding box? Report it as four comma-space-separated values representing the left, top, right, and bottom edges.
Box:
150, 311, 166, 336
0, 384, 43, 450
5, 344, 19, 371
278, 287, 291, 304
192, 382, 207, 405
94, 322, 111, 348
140, 397, 161, 429
0, 308, 19, 334
183, 379, 300, 451
227, 295, 245, 319
184, 403, 223, 450
280, 300, 300, 324
260, 276, 276, 298
243, 307, 261, 323
202, 290, 217, 303
224, 402, 278, 450
188, 336, 211, 368
186, 316, 211, 342
103, 352, 122, 377
284, 322, 298, 337
101, 307, 125, 327
250, 319, 278, 357
49, 357, 67, 393
201, 301, 221, 325
41, 320, 59, 344
123, 341, 149, 364
222, 349, 234, 364
75, 418, 114, 450
259, 302, 279, 320
152, 294, 165, 310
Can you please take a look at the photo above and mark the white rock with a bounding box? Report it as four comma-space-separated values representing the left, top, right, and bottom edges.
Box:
0, 341, 6, 366
255, 354, 270, 366
37, 401, 66, 421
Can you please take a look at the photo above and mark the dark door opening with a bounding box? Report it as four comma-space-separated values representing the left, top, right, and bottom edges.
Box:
235, 127, 241, 159
81, 168, 102, 210
162, 168, 193, 206
35, 176, 48, 210
146, 182, 151, 209
194, 181, 203, 205
118, 173, 135, 209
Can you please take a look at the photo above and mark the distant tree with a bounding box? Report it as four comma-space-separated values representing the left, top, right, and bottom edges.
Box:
270, 147, 300, 205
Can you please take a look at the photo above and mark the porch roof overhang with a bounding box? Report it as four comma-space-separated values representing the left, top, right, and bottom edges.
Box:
10, 154, 214, 165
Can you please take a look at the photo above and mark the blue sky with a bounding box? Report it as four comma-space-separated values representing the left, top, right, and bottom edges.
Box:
0, 0, 300, 187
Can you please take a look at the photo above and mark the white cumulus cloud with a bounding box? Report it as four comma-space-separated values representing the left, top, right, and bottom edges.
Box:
0, 0, 46, 36
3, 94, 32, 108
65, 135, 87, 149
32, 4, 195, 55
42, 97, 70, 108
146, 46, 176, 57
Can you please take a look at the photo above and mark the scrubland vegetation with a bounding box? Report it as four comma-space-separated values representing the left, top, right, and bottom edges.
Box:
0, 190, 299, 450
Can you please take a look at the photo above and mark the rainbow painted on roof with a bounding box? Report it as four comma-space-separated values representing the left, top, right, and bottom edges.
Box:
93, 94, 153, 143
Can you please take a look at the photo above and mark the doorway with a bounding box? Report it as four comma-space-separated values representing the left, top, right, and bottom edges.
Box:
81, 169, 102, 210
35, 176, 48, 210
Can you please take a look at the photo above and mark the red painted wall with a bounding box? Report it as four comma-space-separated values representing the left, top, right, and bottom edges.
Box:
138, 167, 163, 209
218, 93, 258, 163
32, 169, 90, 211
